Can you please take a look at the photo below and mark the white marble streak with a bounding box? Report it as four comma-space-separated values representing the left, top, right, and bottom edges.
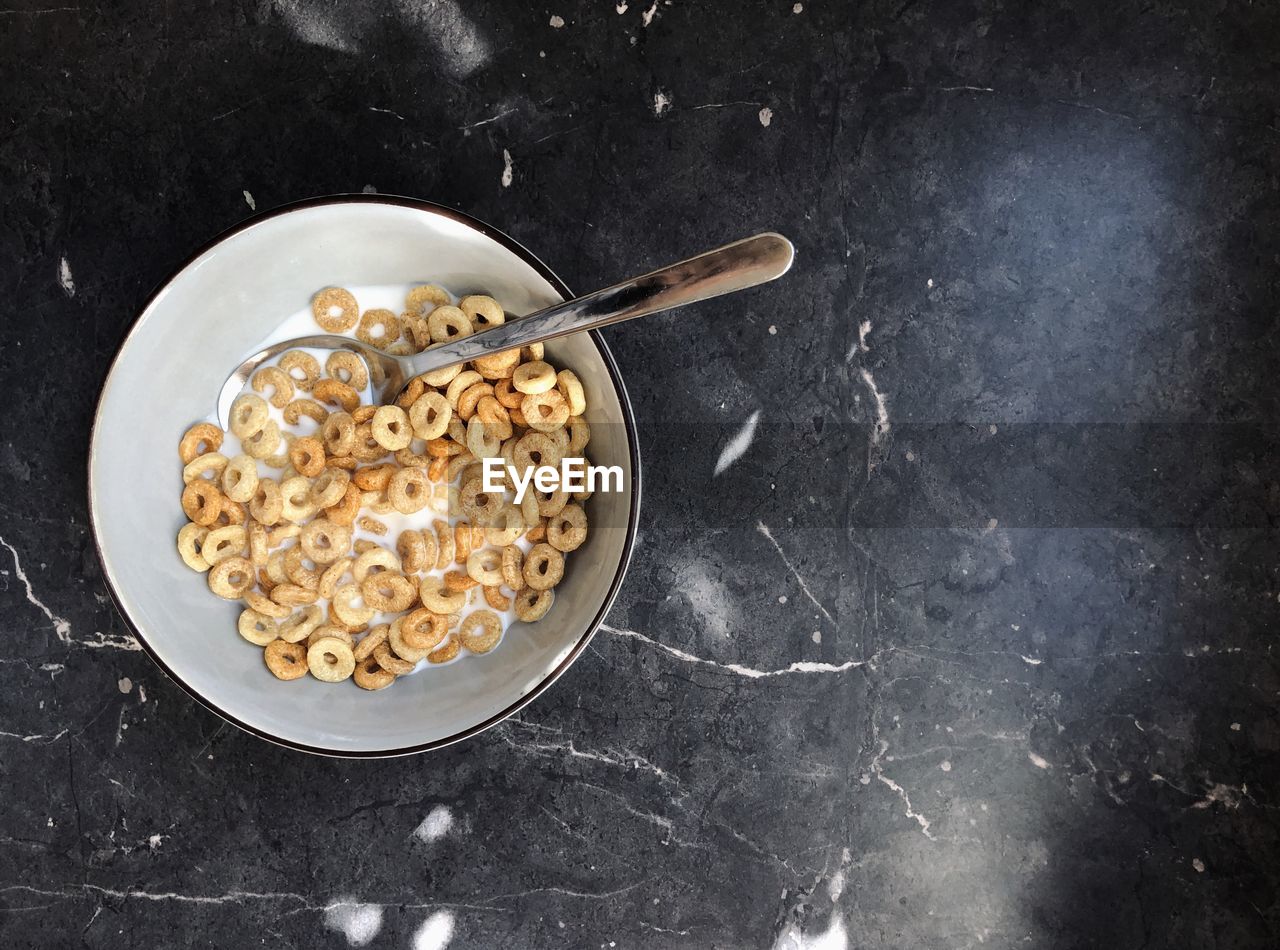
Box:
756, 521, 836, 625
602, 624, 866, 678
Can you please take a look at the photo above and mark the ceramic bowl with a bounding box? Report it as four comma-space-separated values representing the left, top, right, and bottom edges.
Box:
88, 195, 640, 756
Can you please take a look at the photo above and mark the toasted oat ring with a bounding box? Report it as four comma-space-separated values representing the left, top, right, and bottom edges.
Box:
406, 284, 450, 314
280, 401, 325, 431
493, 378, 524, 409
332, 583, 375, 626
535, 487, 569, 519
459, 609, 503, 654
278, 604, 324, 643
459, 294, 505, 329
523, 342, 545, 361
476, 396, 513, 440
238, 608, 278, 646
325, 482, 361, 526
568, 417, 591, 455
182, 481, 225, 526
202, 525, 247, 565
464, 417, 502, 460
209, 557, 254, 599
313, 379, 360, 413
483, 585, 512, 611
361, 572, 417, 612
352, 464, 394, 491
521, 390, 570, 432
354, 623, 389, 662
352, 547, 400, 583
357, 307, 400, 346
422, 362, 463, 388
396, 377, 426, 410
394, 448, 430, 469
351, 423, 385, 462
324, 351, 369, 390
452, 521, 472, 565
513, 360, 557, 395
312, 287, 359, 332
409, 391, 451, 441
514, 431, 564, 471
466, 549, 504, 587
396, 530, 428, 574
179, 422, 223, 464
321, 411, 356, 456
548, 503, 588, 552
458, 476, 501, 526
354, 654, 396, 690
353, 405, 377, 425
244, 588, 290, 619
443, 570, 478, 593
425, 456, 448, 482
443, 370, 481, 407
251, 365, 295, 409
509, 407, 528, 428
373, 640, 417, 675
419, 580, 466, 615
387, 617, 432, 663
177, 523, 211, 571
217, 498, 247, 527
227, 393, 268, 439
327, 455, 358, 471
386, 467, 429, 514
264, 639, 308, 680
514, 587, 554, 622
280, 476, 318, 523
484, 505, 524, 548
358, 515, 387, 536
425, 438, 463, 459
242, 420, 282, 460
472, 348, 521, 380
457, 382, 494, 421
385, 341, 415, 356
182, 451, 228, 485
311, 624, 355, 647
317, 557, 352, 600
279, 350, 321, 392
249, 478, 283, 526
283, 546, 320, 589
308, 467, 350, 510
270, 583, 318, 606
525, 520, 547, 543
307, 636, 356, 682
246, 520, 269, 567
289, 436, 326, 477
429, 519, 453, 569
556, 369, 587, 415
220, 454, 259, 504
370, 405, 412, 451
427, 635, 461, 664
501, 545, 525, 591
427, 305, 472, 343
301, 519, 352, 565
401, 315, 431, 352
401, 608, 448, 651
523, 543, 564, 591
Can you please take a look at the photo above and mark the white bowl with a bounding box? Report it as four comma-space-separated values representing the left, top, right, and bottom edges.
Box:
88, 196, 640, 756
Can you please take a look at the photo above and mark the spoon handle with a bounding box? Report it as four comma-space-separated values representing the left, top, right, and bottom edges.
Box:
402, 232, 795, 377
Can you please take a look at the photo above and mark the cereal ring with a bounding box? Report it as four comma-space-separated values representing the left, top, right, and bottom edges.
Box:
322, 411, 356, 456
353, 623, 389, 662
354, 654, 396, 690
229, 393, 270, 439
280, 476, 318, 523
549, 425, 571, 454
289, 437, 326, 477
307, 636, 356, 682
396, 377, 427, 410
394, 447, 430, 469
352, 547, 400, 583
358, 515, 387, 536
242, 420, 282, 460
422, 362, 463, 388
283, 546, 320, 589
331, 584, 375, 627
400, 608, 448, 652
484, 504, 524, 548
179, 423, 223, 464
383, 467, 427, 514
327, 454, 358, 471
419, 580, 466, 615
509, 407, 528, 428
514, 588, 554, 622
442, 370, 481, 407
312, 287, 359, 332
409, 391, 451, 441
361, 572, 417, 612
513, 360, 557, 395
325, 351, 370, 390
406, 284, 450, 314
238, 608, 278, 646
317, 557, 352, 600
252, 365, 295, 409
524, 519, 547, 543
425, 437, 464, 459
535, 487, 569, 518
494, 377, 524, 410
514, 431, 564, 471
472, 348, 522, 380
357, 308, 400, 346
548, 503, 588, 552
371, 406, 412, 451
426, 456, 448, 482
444, 570, 478, 593
521, 390, 570, 432
249, 478, 283, 526
458, 476, 501, 526
182, 481, 225, 526
501, 545, 525, 591
280, 350, 321, 392
300, 519, 352, 565
374, 640, 416, 675
221, 454, 259, 503
483, 585, 512, 611
465, 416, 502, 460
387, 617, 433, 663
459, 294, 505, 329
177, 522, 211, 571
325, 482, 361, 526
351, 423, 386, 462
313, 379, 360, 413
457, 382, 494, 421
308, 467, 350, 510
452, 521, 472, 565
523, 342, 545, 362
209, 557, 254, 599
459, 609, 503, 654
264, 639, 308, 680
265, 550, 289, 586
352, 464, 394, 491
433, 519, 455, 569
244, 588, 290, 619
216, 498, 247, 527
396, 530, 427, 573
427, 635, 461, 664
567, 417, 591, 455
246, 519, 269, 567
183, 451, 228, 485
427, 305, 472, 342
466, 549, 504, 587
278, 605, 324, 643
353, 539, 379, 555
270, 583, 318, 606
520, 486, 541, 528
556, 369, 587, 416
203, 524, 247, 565
476, 395, 513, 440
523, 543, 564, 590
401, 315, 432, 352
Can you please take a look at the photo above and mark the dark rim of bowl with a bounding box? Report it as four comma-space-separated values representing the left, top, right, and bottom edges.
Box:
86, 193, 642, 758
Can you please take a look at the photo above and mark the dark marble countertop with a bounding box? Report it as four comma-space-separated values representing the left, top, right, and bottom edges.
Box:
3, 1, 1279, 947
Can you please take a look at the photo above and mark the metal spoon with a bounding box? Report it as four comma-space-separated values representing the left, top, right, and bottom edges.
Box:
217, 232, 795, 428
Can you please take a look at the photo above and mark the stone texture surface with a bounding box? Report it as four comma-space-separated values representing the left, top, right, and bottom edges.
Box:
2, 1, 1279, 947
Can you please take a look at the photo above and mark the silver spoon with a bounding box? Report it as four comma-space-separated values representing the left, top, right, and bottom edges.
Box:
217, 232, 795, 428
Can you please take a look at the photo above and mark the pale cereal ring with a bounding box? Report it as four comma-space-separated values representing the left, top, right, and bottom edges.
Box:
202, 524, 247, 565
548, 503, 588, 552
433, 519, 454, 569
520, 489, 540, 530
331, 584, 375, 627
177, 522, 211, 572
312, 287, 359, 333
263, 435, 293, 470
311, 624, 354, 647
459, 609, 503, 654
501, 545, 525, 591
326, 350, 370, 390
568, 417, 591, 455
409, 391, 451, 441
549, 425, 571, 454
358, 515, 387, 536
401, 608, 448, 651
484, 504, 524, 548
244, 588, 291, 619
281, 400, 326, 429
300, 519, 352, 565
238, 608, 279, 646
466, 549, 504, 587
182, 481, 224, 526
428, 635, 461, 664
280, 350, 321, 392
229, 393, 269, 439
449, 453, 480, 486
327, 454, 358, 471
270, 583, 318, 607
278, 604, 323, 643
351, 423, 386, 462
352, 547, 400, 583
444, 370, 483, 408
354, 654, 396, 690
374, 640, 417, 675
267, 523, 300, 547
385, 340, 415, 356
361, 572, 417, 612
427, 305, 472, 343
252, 365, 295, 409
472, 348, 521, 380
313, 378, 360, 413
406, 284, 450, 314
444, 570, 478, 592
183, 451, 228, 485
419, 580, 465, 615
247, 520, 269, 567
371, 405, 412, 451
514, 587, 553, 622
209, 557, 254, 599
353, 623, 389, 662
307, 636, 356, 682
356, 307, 400, 346
264, 639, 308, 680
458, 476, 501, 526
384, 467, 428, 514
459, 294, 505, 329
317, 557, 352, 599
265, 549, 289, 586
284, 546, 320, 589
476, 395, 513, 440
523, 342, 545, 362
521, 390, 570, 432
242, 420, 282, 460
249, 478, 283, 526
494, 377, 524, 409
280, 476, 318, 523
484, 585, 512, 611
289, 436, 326, 477
457, 382, 494, 421
179, 423, 223, 464
523, 543, 564, 590
221, 454, 259, 503
396, 530, 427, 574
394, 447, 430, 469
322, 411, 356, 456
513, 360, 557, 395
388, 616, 433, 663
324, 482, 361, 526
422, 362, 463, 388
556, 369, 587, 416
514, 431, 564, 471
308, 467, 350, 510
536, 487, 569, 518
465, 416, 502, 460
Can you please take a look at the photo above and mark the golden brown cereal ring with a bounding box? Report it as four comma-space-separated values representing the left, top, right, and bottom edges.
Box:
202, 525, 247, 565
354, 536, 382, 554
283, 545, 320, 587
182, 481, 225, 526
283, 400, 325, 430
406, 284, 450, 314
549, 425, 571, 454
401, 608, 448, 651
177, 522, 211, 572
396, 376, 427, 410
523, 543, 564, 590
514, 587, 553, 622
387, 467, 430, 514
567, 417, 591, 455
450, 521, 470, 565
524, 519, 547, 544
494, 377, 524, 409
332, 584, 375, 626
358, 515, 387, 536
466, 549, 504, 587
476, 395, 513, 440
371, 405, 412, 451
270, 583, 318, 606
419, 580, 465, 614
327, 454, 358, 471
513, 360, 557, 395
465, 416, 502, 459
353, 623, 389, 662
238, 608, 278, 646
556, 369, 587, 416
278, 605, 323, 643
289, 437, 326, 477
428, 635, 461, 664
514, 431, 564, 471
220, 454, 259, 504
322, 411, 356, 456
483, 585, 512, 611
387, 617, 432, 663
355, 654, 396, 690
217, 497, 247, 527
209, 557, 254, 599
409, 391, 451, 441
394, 447, 430, 469
457, 382, 494, 421
279, 476, 317, 523
350, 423, 385, 462
456, 476, 499, 526
459, 294, 505, 329
402, 314, 431, 352
374, 640, 417, 675
501, 545, 525, 591
428, 305, 472, 342
509, 407, 529, 428
443, 370, 482, 408
308, 467, 350, 509
325, 482, 361, 526
361, 572, 417, 612
300, 519, 352, 565
325, 350, 370, 390
243, 420, 282, 460
459, 609, 503, 654
280, 350, 321, 392
396, 530, 427, 574
249, 478, 283, 526
317, 557, 352, 600
425, 437, 463, 459
535, 487, 569, 518
252, 365, 295, 409
356, 307, 400, 346
548, 503, 588, 552
425, 456, 448, 481
473, 348, 522, 380
431, 519, 454, 569
386, 339, 415, 356
183, 451, 228, 485
308, 636, 356, 682
264, 639, 308, 680
484, 505, 524, 548
521, 390, 570, 432
244, 588, 291, 619
448, 453, 480, 486
179, 423, 223, 464
313, 378, 360, 413
229, 393, 269, 439
443, 570, 478, 593
312, 287, 359, 332
353, 464, 395, 491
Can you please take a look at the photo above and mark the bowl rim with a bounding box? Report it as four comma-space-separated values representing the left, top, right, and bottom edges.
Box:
86, 193, 642, 758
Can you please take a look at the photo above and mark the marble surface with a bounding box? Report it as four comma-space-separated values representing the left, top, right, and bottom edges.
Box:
2, 1, 1279, 947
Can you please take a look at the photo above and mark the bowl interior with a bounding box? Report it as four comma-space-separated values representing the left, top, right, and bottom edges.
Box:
89, 199, 636, 755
